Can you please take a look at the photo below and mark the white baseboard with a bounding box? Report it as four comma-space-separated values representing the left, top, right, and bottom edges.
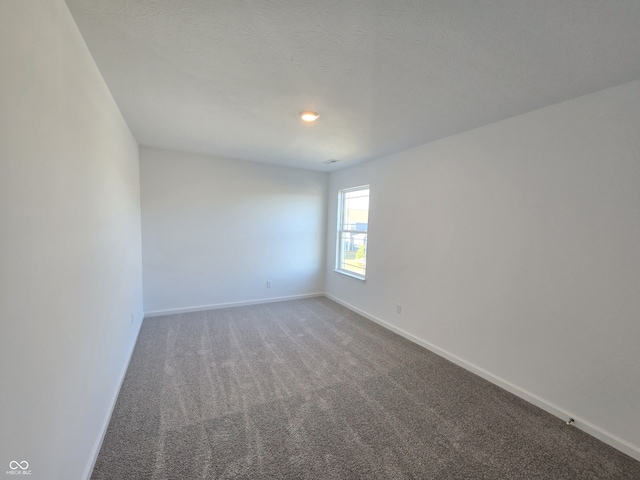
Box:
82, 315, 144, 480
324, 293, 640, 462
144, 292, 325, 318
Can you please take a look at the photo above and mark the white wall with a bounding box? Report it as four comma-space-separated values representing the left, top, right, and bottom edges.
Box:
325, 79, 640, 460
0, 2, 143, 479
141, 147, 327, 314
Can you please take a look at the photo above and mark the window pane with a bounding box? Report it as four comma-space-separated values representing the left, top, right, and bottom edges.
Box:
337, 185, 369, 278
338, 232, 367, 276
342, 189, 369, 232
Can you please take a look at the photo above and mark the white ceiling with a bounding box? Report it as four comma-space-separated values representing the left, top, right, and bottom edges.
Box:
65, 0, 640, 171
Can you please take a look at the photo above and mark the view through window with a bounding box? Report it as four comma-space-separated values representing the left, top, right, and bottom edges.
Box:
336, 186, 370, 278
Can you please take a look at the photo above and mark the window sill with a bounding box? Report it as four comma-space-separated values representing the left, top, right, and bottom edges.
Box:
334, 269, 366, 281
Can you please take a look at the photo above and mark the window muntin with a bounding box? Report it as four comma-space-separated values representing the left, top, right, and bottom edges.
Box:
336, 186, 370, 279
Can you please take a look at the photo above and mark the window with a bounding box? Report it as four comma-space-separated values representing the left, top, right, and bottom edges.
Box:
336, 185, 370, 279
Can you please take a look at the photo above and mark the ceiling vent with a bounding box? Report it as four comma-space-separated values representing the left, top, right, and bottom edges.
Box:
323, 159, 339, 165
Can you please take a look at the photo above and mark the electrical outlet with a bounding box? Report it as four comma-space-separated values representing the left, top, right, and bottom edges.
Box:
396, 304, 402, 314
267, 280, 272, 288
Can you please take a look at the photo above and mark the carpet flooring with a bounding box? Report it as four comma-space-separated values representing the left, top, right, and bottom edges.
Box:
91, 297, 640, 479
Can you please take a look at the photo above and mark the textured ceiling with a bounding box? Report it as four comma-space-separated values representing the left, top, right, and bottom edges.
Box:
65, 0, 640, 171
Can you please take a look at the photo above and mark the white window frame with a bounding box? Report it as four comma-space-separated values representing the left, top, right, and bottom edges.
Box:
335, 185, 370, 280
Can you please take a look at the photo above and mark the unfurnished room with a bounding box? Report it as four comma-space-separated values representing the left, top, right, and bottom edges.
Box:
1, 1, 640, 479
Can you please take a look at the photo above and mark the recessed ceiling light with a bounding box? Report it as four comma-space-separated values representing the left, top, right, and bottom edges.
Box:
299, 111, 319, 122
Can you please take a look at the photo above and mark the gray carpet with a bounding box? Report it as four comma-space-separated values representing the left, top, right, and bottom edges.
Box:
91, 297, 640, 479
